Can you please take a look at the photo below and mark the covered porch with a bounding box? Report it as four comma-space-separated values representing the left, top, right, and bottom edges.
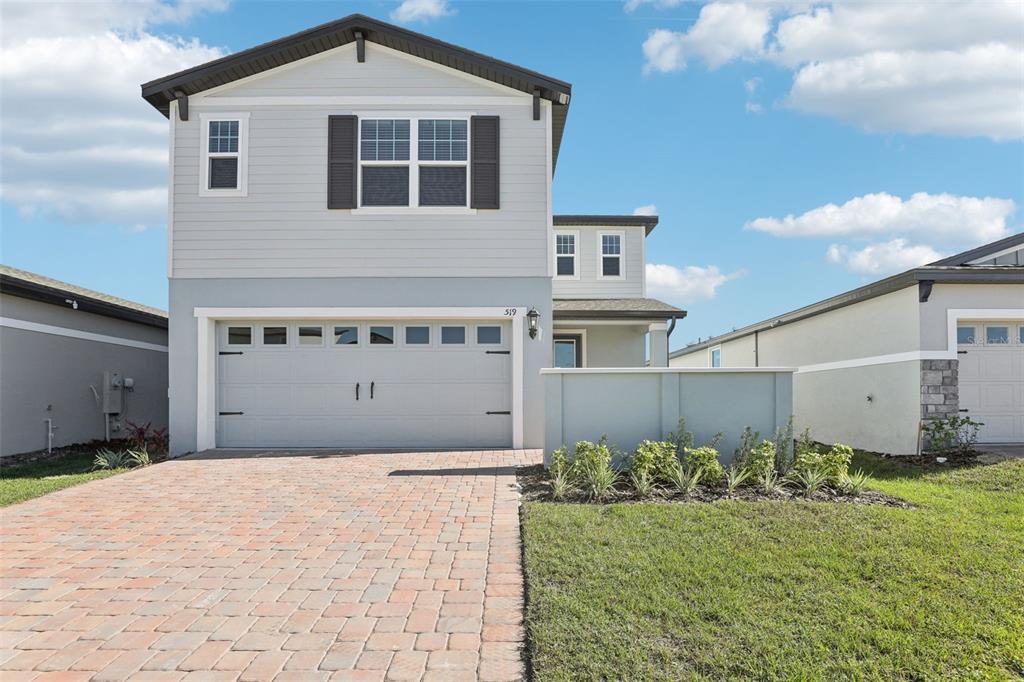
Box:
551, 298, 685, 368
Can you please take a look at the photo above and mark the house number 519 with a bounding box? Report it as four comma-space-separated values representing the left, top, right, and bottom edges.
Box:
504, 308, 517, 316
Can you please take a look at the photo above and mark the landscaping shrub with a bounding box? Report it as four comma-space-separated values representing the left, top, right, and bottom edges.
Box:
128, 449, 151, 467
550, 446, 571, 479
747, 440, 776, 480
793, 466, 829, 498
733, 426, 760, 466
125, 420, 169, 455
922, 415, 983, 456
841, 469, 871, 497
773, 416, 796, 474
683, 446, 724, 484
631, 440, 678, 484
724, 465, 752, 494
665, 462, 702, 496
93, 449, 130, 470
793, 439, 853, 484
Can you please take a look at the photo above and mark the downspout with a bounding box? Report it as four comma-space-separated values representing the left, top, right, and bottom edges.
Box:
666, 316, 677, 366
754, 330, 759, 367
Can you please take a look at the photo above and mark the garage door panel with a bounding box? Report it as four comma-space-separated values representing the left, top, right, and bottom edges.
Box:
958, 320, 1023, 443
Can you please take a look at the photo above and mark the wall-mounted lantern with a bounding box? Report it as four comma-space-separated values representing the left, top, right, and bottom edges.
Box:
527, 308, 540, 339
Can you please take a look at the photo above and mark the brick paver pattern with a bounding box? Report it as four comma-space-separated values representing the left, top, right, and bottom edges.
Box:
1, 448, 542, 681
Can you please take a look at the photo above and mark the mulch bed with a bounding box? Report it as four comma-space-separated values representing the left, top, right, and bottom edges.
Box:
516, 464, 911, 508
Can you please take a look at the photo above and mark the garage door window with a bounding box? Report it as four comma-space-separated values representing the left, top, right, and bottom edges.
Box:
986, 326, 1009, 344
477, 326, 501, 344
299, 326, 323, 346
263, 327, 287, 345
227, 326, 252, 345
405, 326, 430, 345
957, 326, 976, 344
441, 326, 466, 345
334, 326, 358, 346
370, 326, 395, 345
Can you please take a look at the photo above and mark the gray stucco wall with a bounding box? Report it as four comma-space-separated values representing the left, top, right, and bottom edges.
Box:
543, 369, 793, 464
918, 283, 1023, 350
0, 295, 168, 457
554, 324, 647, 368
169, 276, 552, 455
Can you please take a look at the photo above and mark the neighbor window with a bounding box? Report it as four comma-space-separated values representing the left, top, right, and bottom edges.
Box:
263, 326, 287, 345
369, 326, 395, 345
986, 326, 1009, 344
201, 115, 248, 195
298, 326, 323, 345
477, 326, 502, 344
555, 232, 577, 277
359, 118, 469, 208
599, 233, 623, 278
957, 326, 976, 344
405, 326, 430, 345
227, 326, 251, 345
710, 347, 721, 367
334, 326, 358, 345
441, 326, 466, 344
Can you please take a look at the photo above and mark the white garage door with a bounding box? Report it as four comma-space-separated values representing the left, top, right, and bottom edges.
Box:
957, 321, 1024, 443
216, 320, 512, 449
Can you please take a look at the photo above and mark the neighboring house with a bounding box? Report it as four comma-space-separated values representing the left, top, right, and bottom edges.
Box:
670, 233, 1024, 454
141, 15, 683, 455
0, 265, 169, 458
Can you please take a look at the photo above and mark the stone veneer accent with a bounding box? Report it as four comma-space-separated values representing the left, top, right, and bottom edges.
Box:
921, 359, 959, 420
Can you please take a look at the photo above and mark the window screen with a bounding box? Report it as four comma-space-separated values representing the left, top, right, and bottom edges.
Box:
209, 157, 238, 189
362, 167, 410, 206
420, 167, 467, 206
361, 120, 410, 161
418, 120, 468, 161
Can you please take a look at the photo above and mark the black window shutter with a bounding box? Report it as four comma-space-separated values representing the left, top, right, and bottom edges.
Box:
327, 115, 357, 209
470, 116, 499, 209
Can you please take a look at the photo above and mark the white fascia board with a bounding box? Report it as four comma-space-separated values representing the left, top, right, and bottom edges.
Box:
194, 307, 526, 320
540, 367, 796, 374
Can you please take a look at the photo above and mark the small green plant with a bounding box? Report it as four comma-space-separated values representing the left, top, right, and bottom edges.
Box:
579, 458, 619, 502
793, 467, 829, 498
793, 438, 853, 484
922, 415, 984, 456
128, 449, 151, 467
665, 463, 702, 496
842, 469, 872, 497
550, 469, 574, 501
733, 427, 760, 466
667, 417, 694, 455
746, 440, 776, 480
631, 440, 679, 484
629, 470, 657, 498
683, 446, 724, 484
724, 465, 751, 494
758, 469, 785, 495
772, 416, 796, 474
93, 449, 129, 470
549, 446, 571, 479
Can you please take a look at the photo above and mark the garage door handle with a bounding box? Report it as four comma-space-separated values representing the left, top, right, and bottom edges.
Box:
370, 381, 375, 399
355, 383, 360, 400
219, 411, 244, 416
486, 411, 511, 415
959, 408, 969, 412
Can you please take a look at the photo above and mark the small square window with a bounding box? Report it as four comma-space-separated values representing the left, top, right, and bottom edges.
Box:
263, 327, 287, 345
334, 326, 358, 345
986, 326, 1009, 344
441, 326, 466, 344
405, 326, 430, 345
370, 326, 395, 345
227, 326, 251, 345
957, 326, 976, 344
298, 326, 323, 345
477, 326, 501, 344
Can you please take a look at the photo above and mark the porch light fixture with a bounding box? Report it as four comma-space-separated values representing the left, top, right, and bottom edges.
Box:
527, 308, 540, 339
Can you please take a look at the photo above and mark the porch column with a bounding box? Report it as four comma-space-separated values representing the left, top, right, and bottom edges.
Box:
649, 321, 668, 367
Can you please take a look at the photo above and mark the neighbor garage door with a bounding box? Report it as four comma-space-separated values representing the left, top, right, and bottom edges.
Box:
957, 320, 1024, 443
216, 320, 512, 449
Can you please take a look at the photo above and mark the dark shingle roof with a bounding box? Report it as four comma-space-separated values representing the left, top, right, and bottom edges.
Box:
928, 231, 1024, 266
553, 298, 685, 320
140, 14, 572, 166
0, 265, 167, 328
553, 215, 659, 235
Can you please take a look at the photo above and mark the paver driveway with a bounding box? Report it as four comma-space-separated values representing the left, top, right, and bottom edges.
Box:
1, 448, 541, 681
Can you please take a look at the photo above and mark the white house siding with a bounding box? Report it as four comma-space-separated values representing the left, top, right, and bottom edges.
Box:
172, 45, 547, 279
552, 226, 645, 299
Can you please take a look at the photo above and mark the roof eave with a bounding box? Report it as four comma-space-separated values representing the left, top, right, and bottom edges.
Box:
0, 275, 168, 329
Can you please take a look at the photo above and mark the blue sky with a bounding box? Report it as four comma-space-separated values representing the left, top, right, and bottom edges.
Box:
2, 0, 1021, 349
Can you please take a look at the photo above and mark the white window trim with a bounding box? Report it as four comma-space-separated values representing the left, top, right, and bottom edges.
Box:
199, 112, 249, 197
597, 230, 626, 280
710, 345, 722, 368
552, 328, 587, 368
554, 229, 580, 280
355, 113, 474, 213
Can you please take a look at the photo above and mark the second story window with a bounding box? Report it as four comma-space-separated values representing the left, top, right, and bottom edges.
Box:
200, 113, 249, 197
358, 117, 470, 208
555, 232, 578, 278
599, 233, 624, 278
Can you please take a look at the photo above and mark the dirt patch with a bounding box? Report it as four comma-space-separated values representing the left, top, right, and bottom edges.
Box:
516, 464, 911, 508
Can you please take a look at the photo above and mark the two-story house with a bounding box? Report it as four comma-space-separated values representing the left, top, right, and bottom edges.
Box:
142, 15, 683, 455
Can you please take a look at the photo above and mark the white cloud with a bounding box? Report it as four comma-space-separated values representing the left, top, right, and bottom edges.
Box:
826, 239, 944, 276
633, 204, 658, 216
642, 1, 1024, 140
745, 192, 1015, 245
391, 0, 453, 24
642, 3, 771, 72
646, 264, 745, 304
743, 76, 763, 113
624, 0, 686, 13
0, 2, 226, 228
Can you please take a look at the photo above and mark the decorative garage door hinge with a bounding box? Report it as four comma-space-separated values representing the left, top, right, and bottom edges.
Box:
218, 411, 244, 416
485, 410, 511, 415
219, 351, 244, 355
485, 350, 510, 355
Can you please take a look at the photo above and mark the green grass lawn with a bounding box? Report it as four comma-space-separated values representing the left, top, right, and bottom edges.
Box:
0, 454, 126, 506
522, 453, 1024, 681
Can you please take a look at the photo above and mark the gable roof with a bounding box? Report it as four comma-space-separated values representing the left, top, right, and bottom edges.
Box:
927, 231, 1024, 266
140, 14, 572, 164
553, 214, 660, 235
0, 264, 167, 329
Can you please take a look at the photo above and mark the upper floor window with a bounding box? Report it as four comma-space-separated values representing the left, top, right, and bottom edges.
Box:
200, 113, 249, 197
710, 346, 721, 368
555, 231, 578, 278
599, 232, 624, 278
358, 118, 468, 208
